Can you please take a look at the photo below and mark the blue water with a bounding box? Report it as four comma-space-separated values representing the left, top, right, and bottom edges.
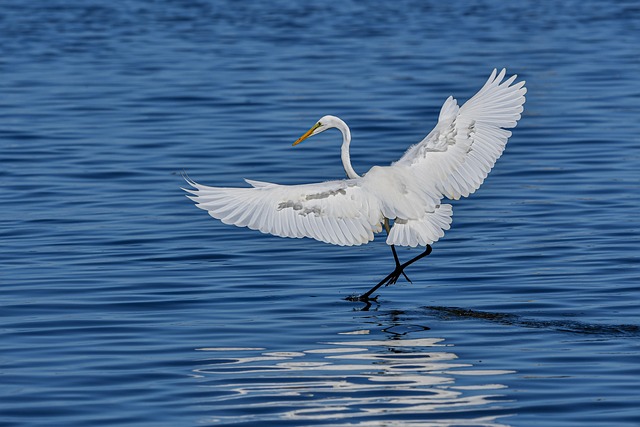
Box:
2, 1, 639, 426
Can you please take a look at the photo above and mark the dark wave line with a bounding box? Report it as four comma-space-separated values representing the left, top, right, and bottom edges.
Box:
424, 306, 640, 337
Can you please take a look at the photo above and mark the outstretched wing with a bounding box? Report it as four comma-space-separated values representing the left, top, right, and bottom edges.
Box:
394, 68, 526, 201
183, 176, 384, 246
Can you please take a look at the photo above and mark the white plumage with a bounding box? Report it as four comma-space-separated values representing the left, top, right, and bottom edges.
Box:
184, 69, 526, 251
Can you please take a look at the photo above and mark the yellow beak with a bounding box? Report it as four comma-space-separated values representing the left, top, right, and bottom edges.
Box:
293, 122, 321, 146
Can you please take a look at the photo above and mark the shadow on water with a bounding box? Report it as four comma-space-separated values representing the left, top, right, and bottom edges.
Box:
192, 322, 515, 426
424, 306, 640, 337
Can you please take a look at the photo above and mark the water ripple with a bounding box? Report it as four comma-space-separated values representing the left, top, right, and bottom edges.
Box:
193, 331, 514, 426
2, 0, 639, 426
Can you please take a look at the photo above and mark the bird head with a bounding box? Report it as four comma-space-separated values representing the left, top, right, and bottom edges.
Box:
292, 115, 338, 146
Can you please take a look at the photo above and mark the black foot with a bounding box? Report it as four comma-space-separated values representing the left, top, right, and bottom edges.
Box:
354, 266, 407, 302
354, 245, 433, 302
385, 266, 408, 287
399, 269, 412, 283
344, 294, 378, 311
345, 294, 378, 303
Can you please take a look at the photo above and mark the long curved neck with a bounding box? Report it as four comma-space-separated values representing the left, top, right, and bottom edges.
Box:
333, 118, 359, 179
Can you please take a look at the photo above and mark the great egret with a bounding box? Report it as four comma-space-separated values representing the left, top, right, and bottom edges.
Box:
184, 69, 526, 301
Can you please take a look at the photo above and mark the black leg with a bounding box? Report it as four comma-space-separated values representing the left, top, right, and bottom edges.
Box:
384, 218, 411, 283
390, 244, 412, 283
357, 245, 433, 301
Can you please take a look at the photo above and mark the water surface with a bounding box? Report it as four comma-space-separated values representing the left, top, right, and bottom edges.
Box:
2, 1, 639, 426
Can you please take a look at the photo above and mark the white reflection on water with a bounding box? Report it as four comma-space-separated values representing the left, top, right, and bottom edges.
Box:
193, 330, 514, 426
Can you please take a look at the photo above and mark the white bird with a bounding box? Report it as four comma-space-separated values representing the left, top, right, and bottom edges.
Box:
184, 69, 526, 301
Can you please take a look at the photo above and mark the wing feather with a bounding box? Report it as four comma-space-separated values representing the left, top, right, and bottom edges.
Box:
184, 176, 383, 246
394, 69, 526, 201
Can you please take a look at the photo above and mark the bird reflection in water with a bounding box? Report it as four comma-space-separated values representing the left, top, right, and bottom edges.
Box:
193, 324, 515, 426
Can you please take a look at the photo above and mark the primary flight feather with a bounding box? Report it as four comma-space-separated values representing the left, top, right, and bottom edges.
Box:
184, 69, 526, 300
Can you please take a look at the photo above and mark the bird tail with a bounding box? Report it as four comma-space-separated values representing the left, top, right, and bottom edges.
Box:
386, 204, 453, 247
